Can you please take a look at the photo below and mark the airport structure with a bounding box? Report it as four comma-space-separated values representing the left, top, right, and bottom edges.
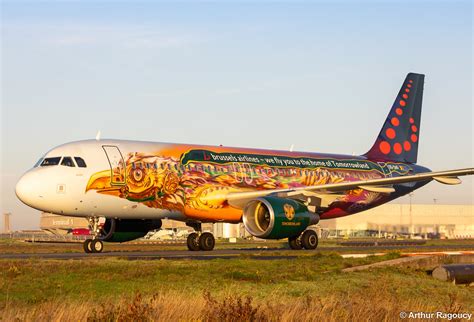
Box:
319, 204, 474, 239
39, 203, 473, 239
3, 213, 12, 233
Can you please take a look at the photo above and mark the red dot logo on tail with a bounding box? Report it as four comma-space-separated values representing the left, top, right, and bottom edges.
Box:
393, 143, 402, 155
404, 141, 411, 151
379, 141, 391, 154
386, 128, 396, 139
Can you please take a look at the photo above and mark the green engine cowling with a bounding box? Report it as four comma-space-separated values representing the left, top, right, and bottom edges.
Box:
242, 196, 319, 239
101, 219, 162, 243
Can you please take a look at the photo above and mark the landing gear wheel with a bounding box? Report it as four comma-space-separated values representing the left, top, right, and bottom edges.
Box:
91, 240, 104, 253
288, 236, 303, 250
83, 239, 93, 253
187, 232, 200, 251
199, 232, 215, 251
301, 230, 318, 250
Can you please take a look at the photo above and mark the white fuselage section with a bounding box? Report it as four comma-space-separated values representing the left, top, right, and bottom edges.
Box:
16, 140, 187, 221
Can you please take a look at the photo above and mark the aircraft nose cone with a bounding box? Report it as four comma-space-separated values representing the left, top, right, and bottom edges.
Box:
15, 171, 38, 208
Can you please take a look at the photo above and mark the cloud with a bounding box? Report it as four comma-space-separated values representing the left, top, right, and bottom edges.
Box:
6, 23, 203, 49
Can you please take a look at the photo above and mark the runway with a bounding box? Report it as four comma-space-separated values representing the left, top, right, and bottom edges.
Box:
2, 244, 473, 260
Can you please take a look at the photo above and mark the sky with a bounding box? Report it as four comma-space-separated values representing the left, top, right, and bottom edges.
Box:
1, 1, 472, 230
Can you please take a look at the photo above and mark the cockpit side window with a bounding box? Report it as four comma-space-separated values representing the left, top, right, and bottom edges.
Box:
41, 157, 62, 166
61, 157, 75, 167
74, 157, 87, 168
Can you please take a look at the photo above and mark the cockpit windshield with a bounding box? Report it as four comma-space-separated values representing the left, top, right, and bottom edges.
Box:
40, 157, 62, 166
34, 158, 43, 168
74, 157, 87, 168
61, 157, 75, 167
38, 156, 87, 167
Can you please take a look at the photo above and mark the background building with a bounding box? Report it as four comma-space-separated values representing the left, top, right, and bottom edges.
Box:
319, 204, 473, 239
40, 212, 89, 235
3, 213, 12, 233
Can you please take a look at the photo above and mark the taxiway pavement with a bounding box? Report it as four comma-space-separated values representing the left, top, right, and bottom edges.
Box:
1, 244, 473, 260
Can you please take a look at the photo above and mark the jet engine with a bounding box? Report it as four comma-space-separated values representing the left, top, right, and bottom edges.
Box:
242, 196, 319, 239
101, 218, 162, 242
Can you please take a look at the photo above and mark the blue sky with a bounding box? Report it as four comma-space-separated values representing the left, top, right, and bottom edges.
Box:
1, 1, 472, 230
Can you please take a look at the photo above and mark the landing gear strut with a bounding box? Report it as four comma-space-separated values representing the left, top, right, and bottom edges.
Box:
186, 222, 215, 251
288, 230, 318, 250
84, 217, 104, 253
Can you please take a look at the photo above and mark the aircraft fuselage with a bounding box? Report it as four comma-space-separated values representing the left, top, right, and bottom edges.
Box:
16, 139, 431, 223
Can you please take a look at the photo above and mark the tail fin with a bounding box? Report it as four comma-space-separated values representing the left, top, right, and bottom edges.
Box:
364, 72, 424, 164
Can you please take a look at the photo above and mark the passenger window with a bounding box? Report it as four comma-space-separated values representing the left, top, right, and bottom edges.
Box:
41, 157, 61, 166
74, 157, 87, 168
61, 157, 75, 167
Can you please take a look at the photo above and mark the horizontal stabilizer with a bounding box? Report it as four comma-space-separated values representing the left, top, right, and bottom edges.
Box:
433, 176, 462, 185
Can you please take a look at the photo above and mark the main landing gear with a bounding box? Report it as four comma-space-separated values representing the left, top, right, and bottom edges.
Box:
288, 230, 318, 250
186, 222, 215, 251
83, 217, 104, 253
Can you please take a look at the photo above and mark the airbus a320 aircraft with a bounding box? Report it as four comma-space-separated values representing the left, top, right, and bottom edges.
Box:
16, 73, 473, 253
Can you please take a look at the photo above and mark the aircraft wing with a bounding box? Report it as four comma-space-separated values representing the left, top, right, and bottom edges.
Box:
223, 168, 474, 209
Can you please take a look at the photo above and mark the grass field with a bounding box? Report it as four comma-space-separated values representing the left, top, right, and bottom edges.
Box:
1, 251, 473, 321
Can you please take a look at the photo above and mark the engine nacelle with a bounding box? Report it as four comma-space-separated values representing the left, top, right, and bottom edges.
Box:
243, 196, 319, 239
101, 218, 162, 243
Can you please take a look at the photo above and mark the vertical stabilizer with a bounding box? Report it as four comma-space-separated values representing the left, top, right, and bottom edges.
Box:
364, 73, 424, 163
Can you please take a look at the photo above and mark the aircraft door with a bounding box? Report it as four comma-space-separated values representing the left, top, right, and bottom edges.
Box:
102, 145, 126, 185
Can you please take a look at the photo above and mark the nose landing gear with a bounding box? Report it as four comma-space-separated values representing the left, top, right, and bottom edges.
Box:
83, 217, 104, 253
186, 222, 216, 251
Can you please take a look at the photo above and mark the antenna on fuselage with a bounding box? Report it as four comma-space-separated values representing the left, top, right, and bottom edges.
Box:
289, 144, 294, 152
95, 130, 101, 141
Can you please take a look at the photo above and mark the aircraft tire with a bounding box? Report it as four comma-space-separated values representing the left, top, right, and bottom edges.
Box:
288, 236, 303, 250
187, 233, 200, 251
91, 240, 104, 253
83, 239, 93, 253
301, 230, 318, 250
199, 232, 215, 251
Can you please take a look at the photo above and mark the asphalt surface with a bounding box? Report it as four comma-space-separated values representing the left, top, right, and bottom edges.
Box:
1, 244, 473, 260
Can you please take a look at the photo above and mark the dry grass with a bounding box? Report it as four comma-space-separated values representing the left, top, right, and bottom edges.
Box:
1, 287, 468, 322
1, 254, 472, 321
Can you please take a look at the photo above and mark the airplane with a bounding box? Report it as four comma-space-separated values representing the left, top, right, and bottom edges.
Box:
15, 73, 473, 253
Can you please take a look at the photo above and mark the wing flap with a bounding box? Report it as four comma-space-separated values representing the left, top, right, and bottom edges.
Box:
358, 185, 395, 193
